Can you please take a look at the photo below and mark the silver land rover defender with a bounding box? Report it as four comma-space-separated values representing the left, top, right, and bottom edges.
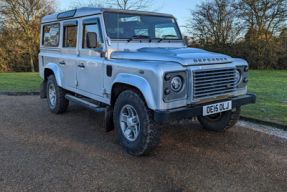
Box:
39, 7, 256, 155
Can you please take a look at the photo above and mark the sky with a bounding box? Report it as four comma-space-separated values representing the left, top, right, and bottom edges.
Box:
57, 0, 201, 33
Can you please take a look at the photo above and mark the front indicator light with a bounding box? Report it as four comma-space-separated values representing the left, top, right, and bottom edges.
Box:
244, 66, 249, 72
235, 70, 241, 84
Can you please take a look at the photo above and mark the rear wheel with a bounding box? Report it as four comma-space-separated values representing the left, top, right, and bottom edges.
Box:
198, 107, 241, 132
113, 90, 162, 156
46, 75, 69, 114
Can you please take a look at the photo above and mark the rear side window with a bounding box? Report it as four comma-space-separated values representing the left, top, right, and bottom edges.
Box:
43, 24, 60, 46
63, 25, 77, 48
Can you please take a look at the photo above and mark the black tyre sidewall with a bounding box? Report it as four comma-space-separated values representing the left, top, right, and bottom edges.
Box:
114, 93, 146, 153
198, 107, 241, 132
114, 90, 160, 155
46, 75, 69, 114
47, 76, 58, 112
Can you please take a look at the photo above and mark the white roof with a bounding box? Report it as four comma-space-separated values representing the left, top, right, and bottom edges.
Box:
41, 7, 174, 24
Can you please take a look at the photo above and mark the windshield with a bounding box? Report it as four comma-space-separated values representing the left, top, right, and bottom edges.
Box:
103, 12, 182, 40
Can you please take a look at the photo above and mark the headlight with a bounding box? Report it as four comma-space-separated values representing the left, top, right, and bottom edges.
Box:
235, 70, 241, 84
163, 71, 187, 102
171, 76, 183, 92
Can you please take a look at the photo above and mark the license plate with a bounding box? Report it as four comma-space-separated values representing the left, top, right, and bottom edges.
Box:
203, 101, 232, 116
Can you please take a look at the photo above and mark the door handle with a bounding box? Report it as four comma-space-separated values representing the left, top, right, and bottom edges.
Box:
77, 63, 85, 68
59, 61, 65, 65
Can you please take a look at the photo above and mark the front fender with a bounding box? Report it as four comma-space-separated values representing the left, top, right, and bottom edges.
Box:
44, 63, 63, 87
113, 74, 156, 110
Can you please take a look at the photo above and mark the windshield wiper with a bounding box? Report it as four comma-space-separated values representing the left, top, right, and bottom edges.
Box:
127, 35, 151, 42
157, 35, 179, 43
162, 35, 178, 38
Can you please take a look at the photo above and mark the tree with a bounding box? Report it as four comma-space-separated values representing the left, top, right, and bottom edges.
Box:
234, 0, 287, 69
105, 0, 163, 11
68, 0, 103, 10
186, 0, 243, 46
278, 28, 287, 69
234, 0, 287, 40
69, 0, 163, 11
0, 0, 56, 72
186, 0, 287, 70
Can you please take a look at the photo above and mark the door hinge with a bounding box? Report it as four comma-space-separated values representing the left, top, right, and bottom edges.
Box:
102, 88, 106, 94
102, 88, 110, 98
75, 80, 78, 86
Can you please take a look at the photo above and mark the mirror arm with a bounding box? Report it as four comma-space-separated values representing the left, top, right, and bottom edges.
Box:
91, 47, 106, 58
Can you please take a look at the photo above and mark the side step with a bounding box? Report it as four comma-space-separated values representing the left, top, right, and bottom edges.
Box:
65, 94, 105, 112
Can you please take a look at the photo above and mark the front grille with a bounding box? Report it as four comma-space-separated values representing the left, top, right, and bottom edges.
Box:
193, 68, 236, 99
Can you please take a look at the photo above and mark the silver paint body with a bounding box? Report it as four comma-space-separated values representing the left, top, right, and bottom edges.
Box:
39, 7, 248, 111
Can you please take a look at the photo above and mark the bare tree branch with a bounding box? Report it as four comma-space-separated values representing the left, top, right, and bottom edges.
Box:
185, 0, 243, 45
68, 0, 164, 11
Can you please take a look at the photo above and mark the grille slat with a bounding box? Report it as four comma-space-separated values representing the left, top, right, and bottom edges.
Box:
194, 80, 237, 87
194, 72, 236, 80
194, 82, 236, 90
194, 89, 236, 98
194, 77, 236, 84
193, 68, 236, 99
194, 85, 237, 94
194, 70, 235, 77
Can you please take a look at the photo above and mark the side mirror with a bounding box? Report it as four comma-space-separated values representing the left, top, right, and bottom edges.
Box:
184, 36, 189, 47
87, 32, 97, 48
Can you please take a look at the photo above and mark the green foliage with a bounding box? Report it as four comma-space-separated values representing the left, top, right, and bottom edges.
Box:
188, 0, 287, 70
241, 70, 287, 125
0, 0, 56, 72
0, 72, 42, 92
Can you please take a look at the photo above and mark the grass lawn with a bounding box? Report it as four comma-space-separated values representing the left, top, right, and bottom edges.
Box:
241, 70, 287, 125
0, 72, 42, 92
0, 70, 286, 124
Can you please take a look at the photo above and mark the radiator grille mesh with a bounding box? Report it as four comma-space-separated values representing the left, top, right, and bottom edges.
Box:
193, 68, 236, 99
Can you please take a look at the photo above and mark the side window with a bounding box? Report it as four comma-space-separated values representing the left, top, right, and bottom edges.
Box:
43, 23, 59, 46
63, 21, 78, 48
83, 23, 103, 49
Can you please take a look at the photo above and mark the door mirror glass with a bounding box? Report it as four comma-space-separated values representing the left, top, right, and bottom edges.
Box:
184, 36, 188, 46
86, 32, 97, 48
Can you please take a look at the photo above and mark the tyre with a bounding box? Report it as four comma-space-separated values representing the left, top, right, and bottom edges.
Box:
46, 75, 69, 114
198, 107, 241, 132
113, 90, 162, 156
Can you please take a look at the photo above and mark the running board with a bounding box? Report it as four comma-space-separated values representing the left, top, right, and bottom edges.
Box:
65, 94, 105, 112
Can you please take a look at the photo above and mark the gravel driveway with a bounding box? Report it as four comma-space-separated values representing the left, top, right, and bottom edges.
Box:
0, 95, 286, 191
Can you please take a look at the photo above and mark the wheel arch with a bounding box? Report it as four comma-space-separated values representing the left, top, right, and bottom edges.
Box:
111, 74, 156, 110
44, 63, 63, 87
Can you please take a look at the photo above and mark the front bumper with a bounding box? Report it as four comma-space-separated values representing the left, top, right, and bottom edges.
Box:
154, 93, 256, 123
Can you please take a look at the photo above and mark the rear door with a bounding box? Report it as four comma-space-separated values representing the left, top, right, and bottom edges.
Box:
59, 20, 79, 88
76, 16, 105, 96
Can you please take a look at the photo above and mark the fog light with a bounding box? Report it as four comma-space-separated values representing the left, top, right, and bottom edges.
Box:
164, 88, 170, 95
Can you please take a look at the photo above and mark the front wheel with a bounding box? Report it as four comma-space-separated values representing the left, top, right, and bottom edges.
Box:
113, 90, 162, 156
198, 107, 241, 132
46, 75, 69, 114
